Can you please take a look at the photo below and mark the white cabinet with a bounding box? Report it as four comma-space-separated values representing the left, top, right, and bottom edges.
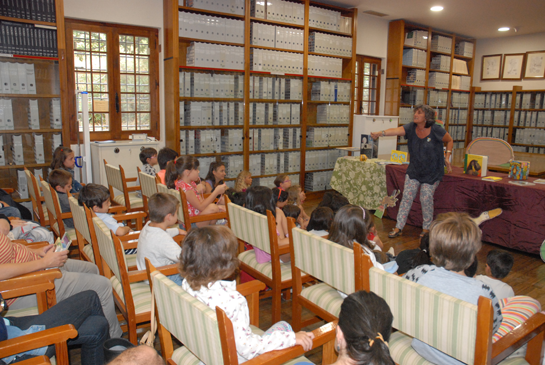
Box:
352, 115, 399, 158
90, 141, 160, 187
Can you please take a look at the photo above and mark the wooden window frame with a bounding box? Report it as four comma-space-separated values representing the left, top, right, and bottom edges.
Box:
354, 54, 381, 115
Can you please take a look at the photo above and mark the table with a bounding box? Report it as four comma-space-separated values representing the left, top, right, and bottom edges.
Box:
385, 165, 545, 255
330, 157, 388, 210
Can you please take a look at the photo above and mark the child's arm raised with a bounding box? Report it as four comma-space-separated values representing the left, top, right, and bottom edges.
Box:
185, 183, 228, 213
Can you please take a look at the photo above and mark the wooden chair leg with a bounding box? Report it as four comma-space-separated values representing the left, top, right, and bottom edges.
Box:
292, 295, 303, 332
322, 337, 338, 365
272, 286, 282, 324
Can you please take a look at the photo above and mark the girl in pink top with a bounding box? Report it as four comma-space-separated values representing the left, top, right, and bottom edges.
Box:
165, 156, 228, 228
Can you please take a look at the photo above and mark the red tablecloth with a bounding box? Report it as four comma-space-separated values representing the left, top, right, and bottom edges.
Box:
385, 165, 545, 254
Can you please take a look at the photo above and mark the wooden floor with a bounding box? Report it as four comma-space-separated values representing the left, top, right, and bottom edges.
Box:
70, 196, 545, 364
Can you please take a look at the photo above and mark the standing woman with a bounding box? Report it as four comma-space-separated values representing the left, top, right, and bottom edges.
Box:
371, 104, 453, 238
203, 161, 227, 194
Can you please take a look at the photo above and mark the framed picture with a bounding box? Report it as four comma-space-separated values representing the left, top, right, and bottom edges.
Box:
502, 53, 525, 80
524, 51, 545, 79
481, 54, 502, 80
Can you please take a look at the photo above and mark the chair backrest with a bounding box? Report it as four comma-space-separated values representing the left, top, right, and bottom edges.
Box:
139, 170, 158, 198
466, 137, 514, 166
25, 168, 39, 201
227, 202, 271, 254
151, 270, 224, 365
40, 179, 62, 235
369, 267, 487, 365
157, 183, 185, 225
104, 162, 124, 192
68, 196, 91, 244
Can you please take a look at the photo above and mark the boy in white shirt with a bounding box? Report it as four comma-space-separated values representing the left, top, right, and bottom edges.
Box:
476, 249, 515, 300
136, 192, 186, 285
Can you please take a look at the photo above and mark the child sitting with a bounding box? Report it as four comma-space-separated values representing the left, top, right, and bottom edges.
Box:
395, 232, 432, 275
317, 190, 349, 213
272, 188, 288, 209
140, 147, 158, 176
273, 174, 292, 191
49, 169, 74, 229
136, 193, 186, 285
282, 205, 301, 228
50, 146, 82, 193
226, 188, 246, 206
234, 170, 252, 192
78, 184, 135, 254
156, 147, 179, 184
364, 209, 383, 250
306, 206, 333, 238
476, 250, 515, 300
286, 185, 310, 228
179, 225, 314, 362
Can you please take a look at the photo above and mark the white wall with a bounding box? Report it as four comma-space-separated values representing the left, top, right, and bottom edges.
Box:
356, 13, 390, 115
64, 0, 166, 146
473, 32, 545, 91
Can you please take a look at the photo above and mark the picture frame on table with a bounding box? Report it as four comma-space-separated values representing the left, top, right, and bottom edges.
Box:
501, 53, 525, 80
481, 54, 502, 80
523, 51, 545, 79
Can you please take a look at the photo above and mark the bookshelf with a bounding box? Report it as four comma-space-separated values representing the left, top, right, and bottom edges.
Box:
385, 20, 475, 151
164, 0, 357, 194
0, 0, 69, 203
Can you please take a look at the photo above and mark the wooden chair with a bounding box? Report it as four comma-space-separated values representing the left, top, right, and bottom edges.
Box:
104, 160, 143, 212
137, 166, 160, 215
226, 202, 312, 324
91, 214, 178, 344
39, 178, 77, 248
288, 217, 373, 332
146, 260, 337, 365
368, 267, 545, 365
24, 168, 48, 227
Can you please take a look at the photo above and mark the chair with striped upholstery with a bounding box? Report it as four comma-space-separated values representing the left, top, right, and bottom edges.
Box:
146, 260, 337, 365
40, 178, 77, 248
24, 168, 49, 227
226, 202, 311, 324
137, 166, 160, 214
68, 194, 96, 265
288, 217, 373, 332
368, 267, 545, 365
157, 183, 187, 229
104, 160, 143, 213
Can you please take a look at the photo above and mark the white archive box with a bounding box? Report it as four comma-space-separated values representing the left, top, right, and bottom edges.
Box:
52, 134, 62, 153
34, 134, 45, 163
1, 99, 14, 130
17, 170, 29, 200
28, 99, 40, 129
352, 115, 399, 158
12, 135, 24, 165
0, 138, 4, 166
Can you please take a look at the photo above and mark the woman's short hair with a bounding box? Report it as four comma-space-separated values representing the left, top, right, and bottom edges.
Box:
328, 205, 371, 250
179, 226, 239, 291
338, 291, 395, 365
429, 212, 482, 271
414, 104, 436, 128
306, 206, 334, 232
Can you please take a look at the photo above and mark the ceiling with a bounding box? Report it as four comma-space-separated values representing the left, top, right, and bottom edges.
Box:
319, 0, 545, 39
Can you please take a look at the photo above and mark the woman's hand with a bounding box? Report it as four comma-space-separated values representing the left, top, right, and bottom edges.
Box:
445, 159, 452, 173
295, 331, 315, 351
370, 131, 381, 140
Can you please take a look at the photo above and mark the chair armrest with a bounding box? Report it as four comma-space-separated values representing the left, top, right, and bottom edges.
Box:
2, 188, 14, 194
15, 355, 50, 365
25, 242, 50, 250
126, 177, 138, 183
173, 235, 185, 245
122, 240, 138, 250
126, 186, 141, 192
243, 322, 337, 365
0, 324, 78, 358
112, 211, 147, 222
0, 269, 62, 300
236, 281, 266, 297
108, 205, 126, 214
59, 212, 73, 219
492, 312, 545, 363
128, 264, 179, 283
190, 212, 227, 223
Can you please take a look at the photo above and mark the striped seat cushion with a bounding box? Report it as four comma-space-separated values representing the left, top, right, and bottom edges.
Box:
110, 276, 151, 315
389, 331, 435, 365
40, 204, 49, 221
82, 244, 95, 263
493, 296, 541, 342
300, 283, 344, 317
239, 250, 292, 281
113, 192, 143, 209
126, 253, 137, 268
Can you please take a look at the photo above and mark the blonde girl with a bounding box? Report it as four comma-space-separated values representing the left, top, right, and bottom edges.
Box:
286, 185, 309, 228
50, 146, 82, 193
234, 170, 252, 192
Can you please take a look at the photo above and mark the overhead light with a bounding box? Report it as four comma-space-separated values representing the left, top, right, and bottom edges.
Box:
498, 27, 510, 32
430, 6, 443, 11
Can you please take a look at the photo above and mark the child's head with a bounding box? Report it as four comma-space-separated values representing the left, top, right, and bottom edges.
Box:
50, 146, 75, 170
337, 291, 395, 365
486, 250, 514, 279
429, 212, 482, 272
165, 155, 200, 189
148, 192, 179, 224
286, 185, 305, 205
318, 191, 350, 213
235, 171, 252, 191
274, 174, 291, 190
78, 183, 111, 212
204, 162, 226, 186
49, 169, 72, 193
329, 205, 370, 250
226, 188, 246, 206
407, 232, 432, 273
179, 226, 239, 291
139, 148, 158, 166
283, 205, 301, 220
245, 186, 276, 218
464, 255, 479, 277
272, 187, 288, 208
306, 206, 334, 232
157, 147, 179, 170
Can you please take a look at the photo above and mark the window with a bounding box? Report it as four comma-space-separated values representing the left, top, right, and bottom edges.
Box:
354, 55, 381, 115
65, 19, 159, 142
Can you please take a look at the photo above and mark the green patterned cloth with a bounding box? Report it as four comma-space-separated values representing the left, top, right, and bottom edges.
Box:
330, 157, 388, 210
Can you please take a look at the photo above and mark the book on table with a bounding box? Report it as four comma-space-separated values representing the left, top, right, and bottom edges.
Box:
464, 154, 488, 177
509, 160, 530, 180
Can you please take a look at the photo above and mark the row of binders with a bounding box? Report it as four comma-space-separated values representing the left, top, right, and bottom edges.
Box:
427, 90, 447, 106
184, 0, 245, 16
402, 48, 426, 68
309, 32, 352, 57
308, 55, 343, 78
431, 35, 451, 54
448, 109, 468, 125
0, 0, 56, 22
186, 42, 244, 70
474, 92, 512, 109
249, 76, 302, 100
514, 110, 545, 128
180, 101, 244, 126
451, 92, 470, 108
472, 126, 508, 141
0, 133, 61, 166
248, 128, 301, 151
306, 127, 348, 147
0, 21, 57, 57
515, 92, 545, 110
513, 129, 545, 146
472, 110, 509, 126
311, 80, 351, 102
251, 0, 305, 25
448, 125, 466, 141
308, 5, 351, 33
250, 103, 301, 125
250, 23, 304, 51
305, 171, 333, 191
179, 71, 244, 98
406, 69, 426, 86
316, 104, 350, 124
251, 151, 301, 175
0, 98, 60, 130
0, 62, 36, 94
178, 11, 244, 44
250, 49, 303, 74
305, 149, 347, 171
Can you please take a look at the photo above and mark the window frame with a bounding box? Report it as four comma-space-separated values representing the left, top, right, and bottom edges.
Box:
354, 54, 381, 115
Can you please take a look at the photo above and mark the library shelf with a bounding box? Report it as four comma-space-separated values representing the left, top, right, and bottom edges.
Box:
308, 51, 352, 60
307, 123, 349, 127
0, 15, 56, 27
306, 146, 348, 151
449, 89, 471, 92
249, 148, 300, 154
178, 37, 244, 47
305, 168, 334, 173
307, 101, 350, 104
308, 26, 351, 37
249, 124, 302, 128
253, 172, 300, 179
514, 109, 545, 112
192, 152, 243, 157
0, 94, 60, 98
0, 54, 59, 61
179, 65, 244, 73
0, 163, 51, 170
249, 70, 304, 77
0, 129, 62, 134
179, 97, 243, 102
178, 6, 245, 19
180, 125, 243, 130
473, 108, 511, 111
429, 69, 450, 74
513, 126, 545, 129
400, 84, 426, 88
472, 124, 509, 128
250, 17, 304, 29
402, 65, 427, 70
307, 75, 351, 81
452, 71, 470, 76
250, 99, 303, 103
430, 50, 451, 56
402, 45, 428, 51
454, 54, 473, 60
512, 143, 545, 147
250, 45, 304, 54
